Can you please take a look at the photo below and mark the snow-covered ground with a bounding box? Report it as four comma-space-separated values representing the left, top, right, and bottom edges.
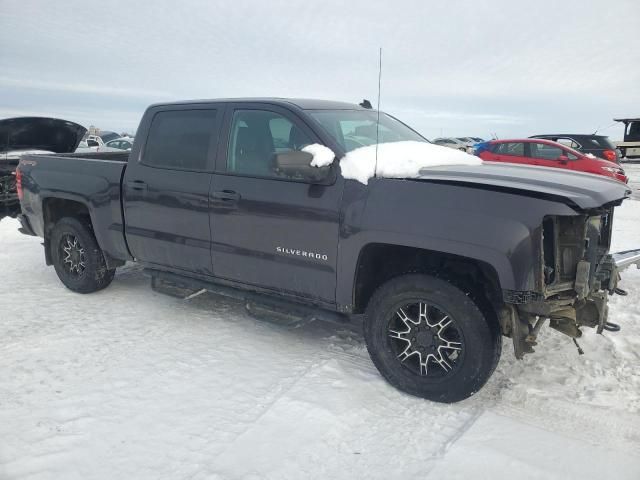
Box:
1, 179, 639, 479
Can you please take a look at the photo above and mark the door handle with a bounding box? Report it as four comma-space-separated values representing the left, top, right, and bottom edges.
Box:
212, 190, 241, 203
126, 180, 147, 191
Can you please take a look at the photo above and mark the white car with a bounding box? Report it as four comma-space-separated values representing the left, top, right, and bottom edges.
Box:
75, 136, 123, 153
432, 137, 469, 151
104, 137, 134, 151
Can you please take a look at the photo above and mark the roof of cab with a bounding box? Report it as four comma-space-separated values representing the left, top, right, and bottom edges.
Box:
148, 98, 366, 111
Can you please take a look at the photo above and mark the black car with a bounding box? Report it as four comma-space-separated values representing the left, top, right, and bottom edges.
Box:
530, 134, 620, 163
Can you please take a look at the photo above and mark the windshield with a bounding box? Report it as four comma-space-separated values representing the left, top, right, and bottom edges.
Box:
309, 110, 426, 152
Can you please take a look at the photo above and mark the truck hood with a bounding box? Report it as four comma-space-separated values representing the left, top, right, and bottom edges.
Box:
0, 117, 87, 155
417, 162, 631, 210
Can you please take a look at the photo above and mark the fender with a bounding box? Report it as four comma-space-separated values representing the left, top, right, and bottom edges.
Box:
335, 178, 579, 312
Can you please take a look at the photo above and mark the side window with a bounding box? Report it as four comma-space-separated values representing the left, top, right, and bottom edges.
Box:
227, 110, 312, 179
530, 142, 563, 159
554, 138, 579, 149
143, 109, 217, 170
495, 142, 524, 156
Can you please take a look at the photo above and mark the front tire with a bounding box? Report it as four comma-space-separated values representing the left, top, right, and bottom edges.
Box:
364, 274, 501, 403
50, 217, 115, 293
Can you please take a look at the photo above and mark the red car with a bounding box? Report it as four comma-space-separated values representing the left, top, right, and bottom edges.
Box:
475, 138, 628, 183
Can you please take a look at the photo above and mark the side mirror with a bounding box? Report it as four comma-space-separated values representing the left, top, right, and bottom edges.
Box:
274, 150, 331, 183
557, 154, 569, 164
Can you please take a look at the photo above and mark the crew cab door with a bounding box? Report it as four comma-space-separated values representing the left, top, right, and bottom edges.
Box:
209, 103, 343, 305
123, 104, 223, 275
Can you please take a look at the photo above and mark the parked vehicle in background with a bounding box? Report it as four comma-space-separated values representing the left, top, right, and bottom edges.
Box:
86, 135, 105, 146
475, 138, 628, 183
15, 98, 639, 403
77, 131, 121, 151
89, 130, 120, 143
76, 139, 100, 151
432, 137, 468, 151
104, 137, 134, 151
455, 137, 479, 148
1, 117, 85, 219
613, 118, 640, 159
530, 134, 620, 163
76, 136, 123, 153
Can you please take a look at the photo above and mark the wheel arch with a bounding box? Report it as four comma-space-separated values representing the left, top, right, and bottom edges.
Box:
41, 196, 124, 269
348, 242, 506, 320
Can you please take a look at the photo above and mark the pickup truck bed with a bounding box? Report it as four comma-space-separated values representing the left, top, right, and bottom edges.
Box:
19, 151, 130, 265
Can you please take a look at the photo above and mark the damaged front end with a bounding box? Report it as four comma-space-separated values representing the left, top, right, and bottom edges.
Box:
501, 206, 640, 359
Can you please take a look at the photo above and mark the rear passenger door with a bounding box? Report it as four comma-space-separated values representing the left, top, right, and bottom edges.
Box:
123, 104, 223, 275
209, 103, 343, 305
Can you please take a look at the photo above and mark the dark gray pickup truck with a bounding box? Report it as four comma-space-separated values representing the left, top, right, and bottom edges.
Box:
16, 98, 640, 402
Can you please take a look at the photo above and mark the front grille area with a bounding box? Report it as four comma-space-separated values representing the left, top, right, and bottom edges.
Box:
542, 208, 613, 293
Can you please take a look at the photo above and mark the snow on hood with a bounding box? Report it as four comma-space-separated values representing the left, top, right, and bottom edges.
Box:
302, 143, 335, 167
339, 140, 482, 185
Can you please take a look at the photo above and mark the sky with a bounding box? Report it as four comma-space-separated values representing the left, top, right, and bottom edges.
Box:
1, 0, 639, 140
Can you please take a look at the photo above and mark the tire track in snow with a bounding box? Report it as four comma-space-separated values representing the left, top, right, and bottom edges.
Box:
210, 357, 334, 460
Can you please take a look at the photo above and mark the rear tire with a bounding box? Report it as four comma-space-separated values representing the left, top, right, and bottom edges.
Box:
50, 217, 115, 293
364, 274, 501, 403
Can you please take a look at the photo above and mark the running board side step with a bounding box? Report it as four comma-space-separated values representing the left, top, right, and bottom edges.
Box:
146, 269, 354, 328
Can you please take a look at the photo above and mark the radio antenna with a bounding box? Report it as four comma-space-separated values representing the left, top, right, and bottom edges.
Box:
374, 47, 382, 179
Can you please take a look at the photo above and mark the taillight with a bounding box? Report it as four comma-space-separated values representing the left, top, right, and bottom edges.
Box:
15, 168, 23, 201
603, 149, 617, 162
